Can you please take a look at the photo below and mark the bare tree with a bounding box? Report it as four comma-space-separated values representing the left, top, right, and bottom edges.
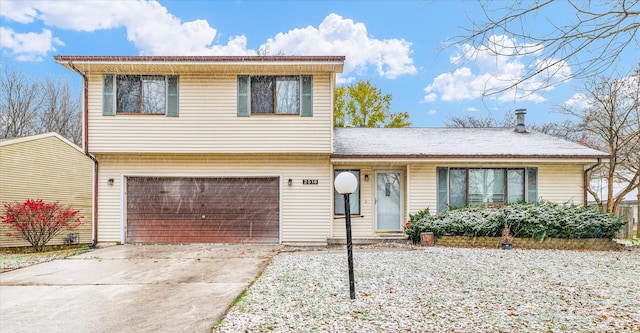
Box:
0, 67, 43, 139
445, 112, 514, 128
446, 112, 586, 142
529, 119, 584, 142
1, 68, 82, 145
40, 76, 82, 144
559, 67, 640, 213
256, 43, 285, 56
457, 0, 640, 95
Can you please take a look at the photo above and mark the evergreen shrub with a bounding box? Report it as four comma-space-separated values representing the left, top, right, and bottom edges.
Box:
404, 201, 625, 244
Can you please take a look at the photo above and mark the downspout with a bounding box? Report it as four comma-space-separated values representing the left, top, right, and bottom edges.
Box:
67, 61, 99, 247
584, 158, 602, 207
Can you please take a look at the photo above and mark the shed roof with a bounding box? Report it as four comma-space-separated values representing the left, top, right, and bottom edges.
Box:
332, 127, 610, 159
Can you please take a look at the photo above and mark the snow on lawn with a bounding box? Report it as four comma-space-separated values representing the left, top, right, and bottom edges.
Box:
216, 247, 639, 333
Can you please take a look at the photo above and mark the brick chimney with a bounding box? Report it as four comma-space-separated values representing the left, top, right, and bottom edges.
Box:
515, 109, 527, 133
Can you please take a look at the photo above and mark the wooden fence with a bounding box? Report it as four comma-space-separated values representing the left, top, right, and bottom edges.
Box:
616, 206, 637, 238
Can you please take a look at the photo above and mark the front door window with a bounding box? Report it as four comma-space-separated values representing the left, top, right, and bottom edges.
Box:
375, 172, 402, 231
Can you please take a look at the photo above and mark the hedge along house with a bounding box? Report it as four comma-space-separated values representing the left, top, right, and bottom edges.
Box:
0, 132, 94, 247
55, 55, 610, 245
330, 121, 610, 240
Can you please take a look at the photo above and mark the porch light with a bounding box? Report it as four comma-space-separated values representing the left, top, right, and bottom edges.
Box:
107, 178, 114, 186
288, 178, 293, 186
334, 171, 358, 299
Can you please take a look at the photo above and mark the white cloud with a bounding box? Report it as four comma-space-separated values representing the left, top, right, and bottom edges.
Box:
0, 0, 40, 24
263, 14, 416, 79
121, 5, 217, 55
424, 35, 572, 104
422, 93, 437, 103
1, 3, 415, 80
563, 93, 590, 109
465, 107, 478, 112
0, 27, 63, 61
427, 109, 436, 115
7, 1, 130, 31
336, 75, 356, 85
0, 0, 253, 59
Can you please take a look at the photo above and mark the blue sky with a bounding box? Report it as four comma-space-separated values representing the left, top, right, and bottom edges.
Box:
1, 0, 637, 127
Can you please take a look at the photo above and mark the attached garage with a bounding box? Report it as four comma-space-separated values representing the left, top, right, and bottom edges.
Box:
126, 177, 280, 243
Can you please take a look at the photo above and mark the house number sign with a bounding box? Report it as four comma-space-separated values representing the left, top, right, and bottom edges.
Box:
302, 179, 319, 185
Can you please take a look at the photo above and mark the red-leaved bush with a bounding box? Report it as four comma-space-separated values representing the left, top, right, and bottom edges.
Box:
1, 199, 83, 252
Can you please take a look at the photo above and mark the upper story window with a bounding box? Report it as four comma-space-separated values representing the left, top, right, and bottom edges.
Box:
117, 75, 165, 114
237, 75, 312, 117
251, 76, 299, 114
102, 74, 178, 117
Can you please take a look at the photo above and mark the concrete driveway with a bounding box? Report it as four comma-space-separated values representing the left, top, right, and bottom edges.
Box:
0, 244, 281, 333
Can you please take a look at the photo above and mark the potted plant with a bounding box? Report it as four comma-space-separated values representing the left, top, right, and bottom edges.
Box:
500, 223, 513, 250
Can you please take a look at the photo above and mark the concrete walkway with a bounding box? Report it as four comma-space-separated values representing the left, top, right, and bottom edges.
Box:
0, 244, 281, 333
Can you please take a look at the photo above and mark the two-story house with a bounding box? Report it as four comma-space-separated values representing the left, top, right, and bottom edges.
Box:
55, 55, 609, 246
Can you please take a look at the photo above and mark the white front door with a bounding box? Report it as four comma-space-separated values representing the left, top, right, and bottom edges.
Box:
375, 171, 402, 231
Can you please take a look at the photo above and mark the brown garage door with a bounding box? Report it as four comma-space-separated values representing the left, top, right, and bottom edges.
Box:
126, 177, 279, 243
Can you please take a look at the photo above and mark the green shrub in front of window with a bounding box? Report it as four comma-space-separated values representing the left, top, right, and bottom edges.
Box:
405, 208, 432, 243
405, 201, 625, 243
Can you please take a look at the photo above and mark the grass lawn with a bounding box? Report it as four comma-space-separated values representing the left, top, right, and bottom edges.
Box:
216, 246, 640, 333
0, 245, 92, 272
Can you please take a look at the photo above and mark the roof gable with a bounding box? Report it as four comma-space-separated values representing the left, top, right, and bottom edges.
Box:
0, 132, 84, 154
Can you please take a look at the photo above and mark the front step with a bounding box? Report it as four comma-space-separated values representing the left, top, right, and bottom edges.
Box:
327, 234, 409, 246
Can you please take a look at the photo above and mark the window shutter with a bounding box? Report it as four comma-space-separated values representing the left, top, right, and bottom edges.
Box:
301, 75, 313, 117
102, 74, 115, 116
237, 75, 250, 117
436, 167, 449, 213
526, 168, 538, 203
166, 76, 179, 117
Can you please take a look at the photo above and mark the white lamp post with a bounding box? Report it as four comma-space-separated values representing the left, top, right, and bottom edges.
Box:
334, 171, 358, 299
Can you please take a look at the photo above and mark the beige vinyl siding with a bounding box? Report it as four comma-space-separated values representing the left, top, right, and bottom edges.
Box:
537, 164, 584, 204
96, 153, 331, 244
332, 167, 376, 238
331, 166, 410, 238
0, 134, 93, 247
407, 164, 437, 215
86, 73, 332, 154
331, 162, 591, 232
